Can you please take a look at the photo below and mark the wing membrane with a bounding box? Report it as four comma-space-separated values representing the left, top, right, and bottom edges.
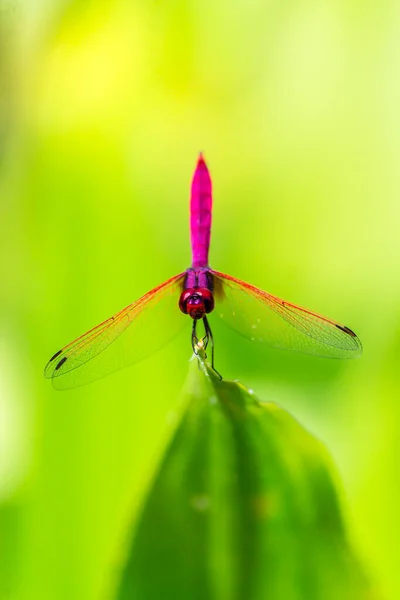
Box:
44, 273, 187, 389
212, 271, 362, 358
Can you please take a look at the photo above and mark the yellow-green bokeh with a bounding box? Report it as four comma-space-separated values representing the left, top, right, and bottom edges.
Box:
1, 1, 399, 599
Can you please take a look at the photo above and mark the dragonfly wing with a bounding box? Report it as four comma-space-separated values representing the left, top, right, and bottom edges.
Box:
44, 273, 187, 389
211, 271, 362, 359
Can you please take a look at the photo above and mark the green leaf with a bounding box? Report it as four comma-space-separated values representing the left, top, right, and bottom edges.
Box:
115, 358, 371, 600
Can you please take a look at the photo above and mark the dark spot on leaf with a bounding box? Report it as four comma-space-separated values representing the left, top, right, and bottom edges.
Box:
49, 349, 62, 362
55, 356, 67, 370
336, 324, 357, 338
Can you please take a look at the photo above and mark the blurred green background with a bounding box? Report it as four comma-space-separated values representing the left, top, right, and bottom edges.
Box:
0, 1, 399, 599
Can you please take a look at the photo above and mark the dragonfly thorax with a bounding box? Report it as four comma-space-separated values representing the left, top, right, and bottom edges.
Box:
179, 287, 214, 320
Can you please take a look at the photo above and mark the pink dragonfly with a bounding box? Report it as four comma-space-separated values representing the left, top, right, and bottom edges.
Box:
45, 154, 362, 389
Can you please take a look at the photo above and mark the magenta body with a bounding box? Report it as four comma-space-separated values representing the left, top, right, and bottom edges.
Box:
184, 267, 212, 290
190, 154, 212, 268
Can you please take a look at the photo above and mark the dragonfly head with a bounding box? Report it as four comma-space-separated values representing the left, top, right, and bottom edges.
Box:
179, 288, 214, 319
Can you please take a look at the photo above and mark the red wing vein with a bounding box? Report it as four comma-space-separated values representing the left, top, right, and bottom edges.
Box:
44, 273, 186, 382
212, 271, 362, 357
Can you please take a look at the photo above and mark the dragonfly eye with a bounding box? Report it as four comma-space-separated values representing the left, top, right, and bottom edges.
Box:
187, 296, 206, 319
179, 288, 214, 319
179, 288, 198, 315
197, 288, 214, 314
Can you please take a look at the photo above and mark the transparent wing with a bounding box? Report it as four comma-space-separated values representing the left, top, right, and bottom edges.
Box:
211, 271, 362, 358
44, 273, 187, 389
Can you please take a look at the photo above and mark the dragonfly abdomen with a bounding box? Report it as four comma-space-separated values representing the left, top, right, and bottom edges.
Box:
190, 154, 212, 268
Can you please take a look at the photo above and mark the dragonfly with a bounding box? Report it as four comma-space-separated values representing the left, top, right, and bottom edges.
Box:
45, 154, 362, 389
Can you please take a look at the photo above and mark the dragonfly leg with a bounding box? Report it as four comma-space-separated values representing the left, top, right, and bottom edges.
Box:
191, 319, 199, 355
192, 318, 209, 355
203, 316, 222, 380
